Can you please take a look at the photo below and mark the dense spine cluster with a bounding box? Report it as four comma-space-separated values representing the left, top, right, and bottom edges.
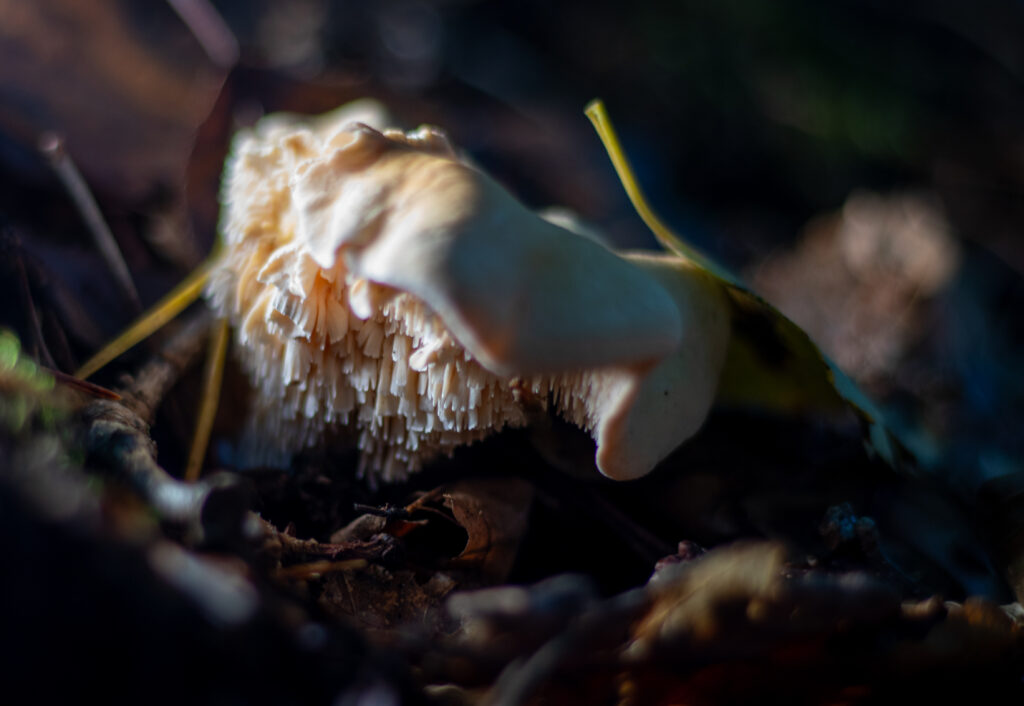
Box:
207, 119, 542, 480
204, 106, 703, 483
211, 242, 535, 482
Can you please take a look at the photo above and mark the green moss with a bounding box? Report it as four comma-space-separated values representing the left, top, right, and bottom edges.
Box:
0, 330, 66, 435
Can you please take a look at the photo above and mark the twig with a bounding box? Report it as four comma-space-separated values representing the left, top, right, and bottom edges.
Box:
0, 227, 106, 354
13, 251, 57, 369
112, 310, 211, 424
582, 487, 675, 565
39, 134, 142, 313
262, 518, 404, 566
81, 310, 250, 547
533, 472, 674, 566
47, 368, 120, 400
488, 588, 649, 706
275, 559, 368, 581
403, 485, 447, 513
353, 503, 412, 520
166, 0, 239, 69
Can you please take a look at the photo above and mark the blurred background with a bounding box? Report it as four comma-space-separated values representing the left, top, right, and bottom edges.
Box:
1, 0, 1023, 488
4, 3, 1024, 700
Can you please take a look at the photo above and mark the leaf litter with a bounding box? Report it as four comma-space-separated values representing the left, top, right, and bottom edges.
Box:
1, 3, 1023, 704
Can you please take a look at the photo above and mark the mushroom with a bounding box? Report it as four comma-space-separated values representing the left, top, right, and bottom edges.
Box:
206, 105, 731, 482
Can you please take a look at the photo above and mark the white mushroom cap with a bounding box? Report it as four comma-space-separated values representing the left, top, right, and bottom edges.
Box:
557, 254, 730, 480
289, 122, 683, 375
207, 104, 728, 481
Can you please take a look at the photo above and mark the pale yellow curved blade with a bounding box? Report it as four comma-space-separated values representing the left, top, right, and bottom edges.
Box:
184, 317, 230, 482
586, 99, 901, 469
584, 100, 737, 285
75, 258, 214, 380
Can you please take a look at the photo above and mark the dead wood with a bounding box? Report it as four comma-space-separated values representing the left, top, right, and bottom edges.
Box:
80, 309, 250, 546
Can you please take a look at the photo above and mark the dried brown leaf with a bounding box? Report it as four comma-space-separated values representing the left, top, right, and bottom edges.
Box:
444, 477, 534, 584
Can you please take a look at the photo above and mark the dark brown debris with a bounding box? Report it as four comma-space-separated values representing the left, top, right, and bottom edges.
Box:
3, 3, 1024, 703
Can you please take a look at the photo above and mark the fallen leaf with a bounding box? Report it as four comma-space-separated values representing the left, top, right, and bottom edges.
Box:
444, 477, 534, 583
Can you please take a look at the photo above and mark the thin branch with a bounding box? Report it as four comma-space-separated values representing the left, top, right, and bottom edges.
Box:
48, 367, 120, 400
275, 559, 369, 581
39, 133, 142, 312
13, 252, 57, 370
489, 588, 649, 706
166, 0, 240, 69
112, 309, 212, 424
80, 310, 250, 547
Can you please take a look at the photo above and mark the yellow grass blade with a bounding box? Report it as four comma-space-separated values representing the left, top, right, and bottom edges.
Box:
75, 259, 214, 380
184, 317, 230, 482
585, 100, 736, 284
586, 99, 900, 469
